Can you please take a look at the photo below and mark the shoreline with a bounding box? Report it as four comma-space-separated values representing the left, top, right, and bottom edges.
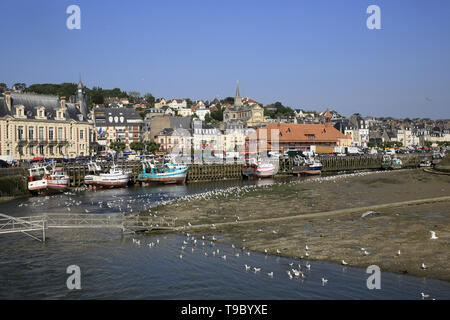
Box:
143, 169, 450, 281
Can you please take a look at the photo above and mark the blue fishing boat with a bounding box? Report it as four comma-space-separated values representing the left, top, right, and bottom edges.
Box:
138, 160, 188, 185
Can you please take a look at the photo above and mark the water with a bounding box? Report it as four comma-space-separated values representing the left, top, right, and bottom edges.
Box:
0, 177, 449, 299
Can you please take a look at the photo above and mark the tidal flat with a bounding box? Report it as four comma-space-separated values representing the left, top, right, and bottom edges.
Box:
144, 170, 450, 281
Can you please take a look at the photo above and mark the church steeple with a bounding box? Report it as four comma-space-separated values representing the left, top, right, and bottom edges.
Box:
234, 80, 243, 108
76, 76, 88, 118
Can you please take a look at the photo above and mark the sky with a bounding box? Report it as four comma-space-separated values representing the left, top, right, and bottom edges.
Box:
1, 0, 449, 119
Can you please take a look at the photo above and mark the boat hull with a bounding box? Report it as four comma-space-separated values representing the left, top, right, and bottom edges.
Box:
138, 168, 188, 185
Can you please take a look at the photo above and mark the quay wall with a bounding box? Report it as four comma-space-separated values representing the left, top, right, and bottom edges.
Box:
0, 154, 428, 189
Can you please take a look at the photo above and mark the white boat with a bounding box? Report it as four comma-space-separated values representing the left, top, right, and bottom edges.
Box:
28, 162, 69, 195
85, 161, 130, 188
243, 158, 277, 178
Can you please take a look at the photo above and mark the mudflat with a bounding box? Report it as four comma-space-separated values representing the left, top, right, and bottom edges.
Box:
143, 169, 450, 280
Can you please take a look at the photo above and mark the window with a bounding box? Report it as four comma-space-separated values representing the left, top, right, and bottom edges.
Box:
39, 127, 44, 140
18, 126, 24, 140
49, 127, 54, 141
80, 129, 84, 139
58, 128, 63, 141
29, 146, 34, 155
39, 145, 44, 155
29, 127, 34, 140
49, 146, 54, 155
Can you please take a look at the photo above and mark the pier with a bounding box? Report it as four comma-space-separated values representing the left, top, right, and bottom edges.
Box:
0, 212, 172, 242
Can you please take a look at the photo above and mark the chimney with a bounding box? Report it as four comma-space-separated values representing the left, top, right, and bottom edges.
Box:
5, 91, 11, 112
60, 96, 66, 110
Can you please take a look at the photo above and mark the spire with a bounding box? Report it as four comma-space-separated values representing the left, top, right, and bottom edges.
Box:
78, 73, 83, 89
234, 80, 243, 108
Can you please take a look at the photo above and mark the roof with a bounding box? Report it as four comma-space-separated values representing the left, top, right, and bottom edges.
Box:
249, 123, 350, 143
0, 92, 88, 122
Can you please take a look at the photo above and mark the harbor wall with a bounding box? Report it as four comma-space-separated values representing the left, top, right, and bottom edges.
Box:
0, 154, 428, 189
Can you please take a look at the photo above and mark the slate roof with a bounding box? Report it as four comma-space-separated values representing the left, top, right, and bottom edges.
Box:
0, 93, 88, 122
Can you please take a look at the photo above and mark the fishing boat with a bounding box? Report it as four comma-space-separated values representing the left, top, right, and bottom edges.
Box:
390, 157, 403, 170
419, 157, 432, 167
242, 158, 277, 178
28, 162, 69, 195
84, 161, 130, 188
292, 155, 322, 176
138, 159, 188, 185
84, 161, 103, 187
381, 155, 391, 170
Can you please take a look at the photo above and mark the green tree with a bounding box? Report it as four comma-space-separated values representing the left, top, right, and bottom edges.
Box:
144, 93, 155, 107
210, 105, 224, 122
145, 141, 161, 154
110, 141, 126, 156
130, 141, 145, 154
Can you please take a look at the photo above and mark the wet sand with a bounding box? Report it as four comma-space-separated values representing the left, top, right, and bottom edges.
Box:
143, 170, 450, 281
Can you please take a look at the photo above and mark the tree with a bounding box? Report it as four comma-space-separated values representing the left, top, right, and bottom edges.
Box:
210, 105, 224, 122
128, 91, 141, 101
110, 141, 126, 156
0, 83, 6, 93
204, 113, 213, 124
220, 97, 234, 105
144, 93, 155, 106
145, 141, 161, 154
130, 141, 145, 154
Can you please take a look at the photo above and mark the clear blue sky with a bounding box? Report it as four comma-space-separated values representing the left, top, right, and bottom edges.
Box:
1, 0, 449, 119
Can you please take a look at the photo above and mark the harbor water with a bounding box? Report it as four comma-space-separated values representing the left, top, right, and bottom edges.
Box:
0, 177, 449, 299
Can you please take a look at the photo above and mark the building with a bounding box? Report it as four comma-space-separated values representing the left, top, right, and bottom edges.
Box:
154, 98, 167, 109
167, 99, 187, 110
247, 120, 351, 154
178, 108, 193, 117
0, 80, 93, 160
223, 82, 265, 127
155, 127, 192, 154
93, 107, 143, 155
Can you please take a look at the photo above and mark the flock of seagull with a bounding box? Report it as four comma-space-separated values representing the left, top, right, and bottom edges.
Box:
12, 169, 442, 299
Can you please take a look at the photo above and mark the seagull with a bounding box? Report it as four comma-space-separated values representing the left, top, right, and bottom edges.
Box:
305, 252, 310, 257
221, 255, 227, 260
305, 245, 309, 251
421, 263, 427, 270
245, 264, 251, 271
305, 263, 311, 270
188, 222, 192, 227
430, 231, 438, 240
289, 262, 294, 267
342, 260, 348, 265
363, 250, 370, 256
421, 292, 430, 299
204, 252, 208, 257
322, 277, 328, 285
397, 250, 401, 256
235, 253, 240, 257
179, 254, 183, 259
267, 272, 274, 277
287, 271, 293, 279
253, 267, 261, 273
264, 249, 268, 254
276, 249, 281, 254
